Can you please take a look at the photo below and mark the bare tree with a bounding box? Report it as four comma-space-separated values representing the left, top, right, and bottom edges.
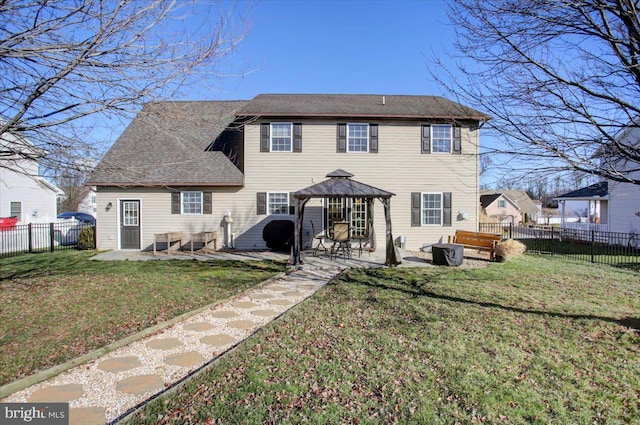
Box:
0, 0, 249, 176
434, 0, 640, 186
54, 161, 93, 213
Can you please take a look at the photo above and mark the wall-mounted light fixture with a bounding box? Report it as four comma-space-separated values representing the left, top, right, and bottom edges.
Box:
458, 211, 469, 221
106, 202, 112, 211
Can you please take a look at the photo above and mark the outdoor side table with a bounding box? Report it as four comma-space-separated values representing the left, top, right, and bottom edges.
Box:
432, 243, 464, 266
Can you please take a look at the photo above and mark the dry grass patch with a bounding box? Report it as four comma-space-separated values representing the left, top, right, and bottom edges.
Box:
128, 255, 639, 424
0, 251, 285, 385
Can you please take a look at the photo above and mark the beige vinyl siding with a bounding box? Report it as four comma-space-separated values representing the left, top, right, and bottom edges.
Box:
242, 120, 479, 251
97, 119, 480, 252
96, 187, 229, 250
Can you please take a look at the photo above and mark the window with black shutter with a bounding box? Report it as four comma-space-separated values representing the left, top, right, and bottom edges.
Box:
171, 193, 180, 214
256, 192, 267, 215
337, 123, 347, 153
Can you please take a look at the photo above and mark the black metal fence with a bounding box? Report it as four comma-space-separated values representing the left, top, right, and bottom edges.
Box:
0, 222, 95, 259
479, 223, 640, 269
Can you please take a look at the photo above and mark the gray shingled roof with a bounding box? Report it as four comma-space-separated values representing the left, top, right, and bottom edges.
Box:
480, 193, 502, 209
90, 94, 489, 187
237, 94, 490, 121
89, 101, 247, 186
292, 169, 395, 198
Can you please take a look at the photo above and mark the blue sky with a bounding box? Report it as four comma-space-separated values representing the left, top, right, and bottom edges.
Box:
182, 0, 458, 100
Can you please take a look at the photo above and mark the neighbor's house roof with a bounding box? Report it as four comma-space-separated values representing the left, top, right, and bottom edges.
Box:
479, 193, 518, 210
480, 190, 538, 213
292, 169, 395, 199
36, 178, 65, 196
88, 101, 247, 186
555, 181, 609, 200
237, 94, 490, 121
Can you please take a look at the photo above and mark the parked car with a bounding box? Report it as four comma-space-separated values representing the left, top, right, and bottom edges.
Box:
55, 213, 95, 245
57, 212, 96, 224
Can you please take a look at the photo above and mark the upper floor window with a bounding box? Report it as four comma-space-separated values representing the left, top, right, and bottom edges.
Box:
182, 191, 203, 214
431, 124, 452, 153
498, 199, 507, 208
421, 124, 460, 154
337, 123, 378, 153
348, 123, 369, 152
271, 123, 292, 152
261, 123, 302, 152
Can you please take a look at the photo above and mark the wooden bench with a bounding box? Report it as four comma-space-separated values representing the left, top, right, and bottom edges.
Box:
153, 231, 183, 254
190, 231, 218, 254
448, 230, 502, 261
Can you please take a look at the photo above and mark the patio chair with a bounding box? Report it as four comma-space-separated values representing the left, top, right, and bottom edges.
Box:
330, 221, 352, 259
310, 220, 328, 256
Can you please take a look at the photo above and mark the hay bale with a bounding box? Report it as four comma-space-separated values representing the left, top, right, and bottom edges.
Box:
495, 239, 526, 261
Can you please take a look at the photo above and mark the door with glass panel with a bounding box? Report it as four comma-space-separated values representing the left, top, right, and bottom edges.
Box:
120, 200, 140, 249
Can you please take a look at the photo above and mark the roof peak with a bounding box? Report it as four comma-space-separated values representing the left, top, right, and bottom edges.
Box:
326, 169, 354, 178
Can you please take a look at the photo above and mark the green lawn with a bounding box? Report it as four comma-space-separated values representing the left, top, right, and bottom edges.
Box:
0, 251, 285, 386
127, 255, 640, 424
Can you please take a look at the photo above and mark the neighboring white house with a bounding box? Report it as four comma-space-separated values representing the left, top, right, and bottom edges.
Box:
606, 124, 640, 235
78, 188, 98, 216
0, 132, 64, 223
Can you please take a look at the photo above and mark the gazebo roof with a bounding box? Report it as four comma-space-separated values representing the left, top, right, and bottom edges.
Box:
292, 169, 395, 199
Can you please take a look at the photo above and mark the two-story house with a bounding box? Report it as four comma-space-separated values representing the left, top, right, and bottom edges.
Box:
88, 94, 489, 252
1, 132, 64, 223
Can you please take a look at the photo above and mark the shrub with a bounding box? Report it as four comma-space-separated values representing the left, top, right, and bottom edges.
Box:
495, 239, 526, 261
78, 226, 95, 250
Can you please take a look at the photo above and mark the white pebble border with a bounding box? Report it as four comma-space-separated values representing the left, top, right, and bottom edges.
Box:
2, 268, 342, 423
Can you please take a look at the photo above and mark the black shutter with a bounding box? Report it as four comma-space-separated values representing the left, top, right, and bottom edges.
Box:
337, 123, 347, 153
369, 124, 378, 153
257, 192, 267, 215
289, 192, 296, 215
260, 123, 270, 152
293, 123, 302, 152
421, 125, 431, 154
171, 192, 181, 214
411, 192, 421, 226
443, 192, 452, 227
203, 192, 212, 214
452, 125, 461, 154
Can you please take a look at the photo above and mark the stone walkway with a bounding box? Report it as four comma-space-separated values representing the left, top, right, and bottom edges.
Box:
0, 248, 436, 424
1, 260, 344, 424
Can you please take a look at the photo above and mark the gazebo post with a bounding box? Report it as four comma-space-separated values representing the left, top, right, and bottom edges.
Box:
382, 197, 400, 267
292, 197, 308, 266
